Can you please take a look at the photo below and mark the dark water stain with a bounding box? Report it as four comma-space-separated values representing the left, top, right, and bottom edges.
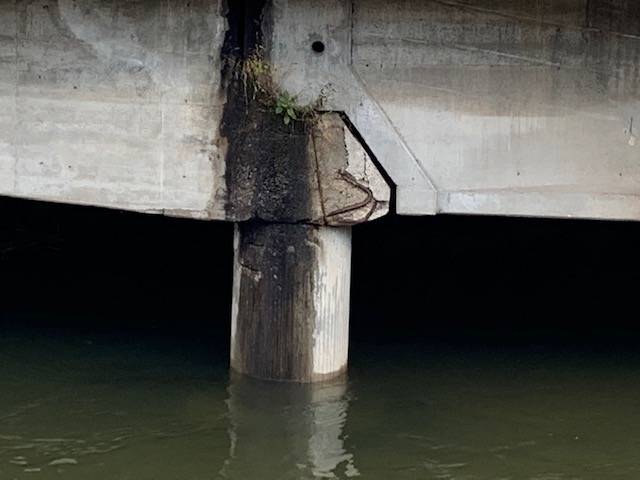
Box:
219, 0, 315, 223
233, 222, 317, 382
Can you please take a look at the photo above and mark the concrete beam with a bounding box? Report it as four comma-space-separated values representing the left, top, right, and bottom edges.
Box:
4, 0, 640, 222
351, 0, 640, 220
0, 0, 227, 219
266, 0, 438, 215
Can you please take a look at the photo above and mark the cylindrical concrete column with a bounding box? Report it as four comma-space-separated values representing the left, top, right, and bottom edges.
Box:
231, 222, 352, 382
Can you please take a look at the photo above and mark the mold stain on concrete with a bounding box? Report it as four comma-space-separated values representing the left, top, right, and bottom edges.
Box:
219, 0, 316, 223
232, 222, 318, 382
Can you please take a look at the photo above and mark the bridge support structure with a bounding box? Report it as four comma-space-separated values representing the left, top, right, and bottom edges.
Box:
220, 3, 390, 383
231, 222, 352, 382
221, 106, 389, 383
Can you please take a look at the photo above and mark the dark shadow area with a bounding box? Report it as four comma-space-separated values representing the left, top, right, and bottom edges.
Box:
0, 197, 233, 341
3, 197, 640, 480
1, 196, 640, 350
352, 214, 640, 348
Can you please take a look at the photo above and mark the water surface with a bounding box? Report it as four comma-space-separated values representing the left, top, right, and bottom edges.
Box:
1, 329, 639, 480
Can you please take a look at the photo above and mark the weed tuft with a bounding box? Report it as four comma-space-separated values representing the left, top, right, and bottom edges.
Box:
232, 49, 326, 126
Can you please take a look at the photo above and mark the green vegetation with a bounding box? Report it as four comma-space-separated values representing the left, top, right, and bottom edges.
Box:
237, 50, 323, 125
275, 92, 299, 125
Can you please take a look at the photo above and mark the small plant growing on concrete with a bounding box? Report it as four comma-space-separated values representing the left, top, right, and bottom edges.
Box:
275, 92, 299, 125
236, 49, 323, 127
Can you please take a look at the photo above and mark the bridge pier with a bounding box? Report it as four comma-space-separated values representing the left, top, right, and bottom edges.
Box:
231, 222, 352, 383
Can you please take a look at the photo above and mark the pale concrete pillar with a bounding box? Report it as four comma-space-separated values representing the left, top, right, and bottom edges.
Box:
231, 222, 352, 382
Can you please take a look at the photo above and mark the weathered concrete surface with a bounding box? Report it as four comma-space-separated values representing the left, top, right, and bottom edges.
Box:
268, 0, 640, 220
231, 222, 351, 382
220, 91, 390, 224
0, 0, 226, 219
353, 0, 640, 220
3, 0, 640, 221
1, 0, 390, 224
267, 0, 439, 215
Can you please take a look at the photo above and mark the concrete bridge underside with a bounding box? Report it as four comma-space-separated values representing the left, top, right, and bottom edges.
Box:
1, 0, 640, 381
1, 0, 639, 220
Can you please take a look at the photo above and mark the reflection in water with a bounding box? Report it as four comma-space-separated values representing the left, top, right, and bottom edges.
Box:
3, 331, 640, 479
221, 374, 358, 479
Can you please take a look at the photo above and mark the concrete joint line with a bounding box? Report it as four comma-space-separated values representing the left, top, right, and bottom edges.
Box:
267, 0, 439, 215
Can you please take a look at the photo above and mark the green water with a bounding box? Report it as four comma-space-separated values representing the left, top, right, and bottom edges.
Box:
1, 330, 639, 479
